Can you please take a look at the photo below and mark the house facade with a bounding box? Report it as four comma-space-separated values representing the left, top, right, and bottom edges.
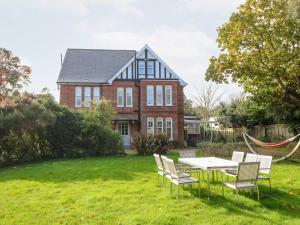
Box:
57, 44, 187, 147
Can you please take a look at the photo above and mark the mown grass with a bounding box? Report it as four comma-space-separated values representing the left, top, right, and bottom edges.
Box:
0, 152, 300, 225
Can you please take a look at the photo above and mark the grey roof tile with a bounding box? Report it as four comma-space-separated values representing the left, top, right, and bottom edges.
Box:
57, 49, 136, 83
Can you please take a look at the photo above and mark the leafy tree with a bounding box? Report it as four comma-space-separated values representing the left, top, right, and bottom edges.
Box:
0, 48, 31, 100
206, 0, 300, 131
218, 95, 274, 128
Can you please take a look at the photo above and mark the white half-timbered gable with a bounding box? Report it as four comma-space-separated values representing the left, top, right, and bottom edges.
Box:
108, 44, 187, 86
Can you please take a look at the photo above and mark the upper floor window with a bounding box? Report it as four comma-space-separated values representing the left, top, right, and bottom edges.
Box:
138, 61, 145, 75
84, 87, 91, 108
156, 117, 163, 133
126, 88, 133, 107
166, 117, 173, 140
117, 87, 124, 107
147, 117, 154, 136
147, 61, 154, 77
75, 87, 82, 107
156, 85, 163, 106
147, 85, 154, 106
93, 87, 100, 102
165, 85, 172, 106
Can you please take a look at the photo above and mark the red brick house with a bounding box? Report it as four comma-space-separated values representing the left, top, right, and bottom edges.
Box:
57, 44, 187, 147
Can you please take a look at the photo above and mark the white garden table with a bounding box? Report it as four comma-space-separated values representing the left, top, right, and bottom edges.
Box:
179, 157, 238, 200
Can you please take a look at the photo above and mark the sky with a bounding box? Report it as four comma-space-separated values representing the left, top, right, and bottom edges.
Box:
0, 0, 245, 102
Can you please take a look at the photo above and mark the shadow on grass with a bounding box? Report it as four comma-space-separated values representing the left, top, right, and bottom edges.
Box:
0, 155, 155, 183
183, 180, 300, 222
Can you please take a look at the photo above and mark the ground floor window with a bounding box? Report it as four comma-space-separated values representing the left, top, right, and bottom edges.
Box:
166, 117, 173, 140
147, 117, 154, 136
156, 118, 163, 133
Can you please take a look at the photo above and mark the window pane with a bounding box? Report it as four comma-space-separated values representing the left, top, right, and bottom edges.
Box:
117, 88, 124, 107
166, 118, 173, 140
126, 88, 132, 107
147, 118, 154, 135
138, 61, 145, 75
165, 85, 172, 105
93, 87, 100, 101
147, 61, 154, 76
84, 87, 91, 107
156, 85, 163, 105
147, 85, 154, 105
75, 87, 82, 107
157, 118, 163, 133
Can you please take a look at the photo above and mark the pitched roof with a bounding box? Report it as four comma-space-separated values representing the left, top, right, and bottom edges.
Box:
57, 49, 136, 84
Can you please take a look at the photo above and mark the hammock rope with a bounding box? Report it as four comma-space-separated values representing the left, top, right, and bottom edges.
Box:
243, 133, 300, 163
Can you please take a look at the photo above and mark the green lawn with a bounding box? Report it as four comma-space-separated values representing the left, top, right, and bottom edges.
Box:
0, 153, 300, 225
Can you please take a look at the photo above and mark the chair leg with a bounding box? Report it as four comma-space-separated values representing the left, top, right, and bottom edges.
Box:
256, 186, 260, 201
221, 173, 224, 198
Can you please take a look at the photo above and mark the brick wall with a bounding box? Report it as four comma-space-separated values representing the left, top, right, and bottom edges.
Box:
59, 79, 185, 145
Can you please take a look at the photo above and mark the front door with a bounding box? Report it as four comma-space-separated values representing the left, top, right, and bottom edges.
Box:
117, 122, 130, 147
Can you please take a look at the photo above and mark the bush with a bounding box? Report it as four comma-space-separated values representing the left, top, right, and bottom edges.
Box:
132, 132, 170, 155
153, 133, 169, 154
0, 94, 123, 167
132, 132, 155, 155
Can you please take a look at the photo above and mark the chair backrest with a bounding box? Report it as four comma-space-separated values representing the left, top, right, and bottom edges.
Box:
166, 158, 179, 178
257, 155, 272, 174
153, 154, 164, 171
179, 150, 196, 158
245, 153, 258, 162
232, 151, 245, 163
237, 162, 260, 182
161, 155, 170, 174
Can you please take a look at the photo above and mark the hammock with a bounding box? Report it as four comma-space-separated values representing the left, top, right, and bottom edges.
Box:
243, 133, 300, 163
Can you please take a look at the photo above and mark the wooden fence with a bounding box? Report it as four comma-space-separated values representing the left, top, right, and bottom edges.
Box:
185, 124, 293, 143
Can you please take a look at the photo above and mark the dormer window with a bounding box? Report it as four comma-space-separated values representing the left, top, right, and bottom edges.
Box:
138, 61, 145, 76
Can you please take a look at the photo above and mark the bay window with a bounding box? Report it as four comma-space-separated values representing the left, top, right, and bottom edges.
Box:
147, 117, 154, 136
156, 85, 163, 105
126, 88, 133, 107
147, 85, 154, 106
156, 118, 163, 133
84, 87, 91, 108
117, 87, 124, 107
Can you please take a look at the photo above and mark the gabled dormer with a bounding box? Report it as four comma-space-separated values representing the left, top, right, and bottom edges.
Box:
108, 44, 187, 86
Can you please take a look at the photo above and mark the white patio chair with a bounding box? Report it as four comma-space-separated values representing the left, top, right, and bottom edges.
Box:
153, 154, 165, 186
257, 155, 272, 191
222, 151, 245, 177
167, 158, 200, 199
221, 162, 260, 201
179, 150, 196, 158
160, 155, 190, 188
245, 153, 258, 162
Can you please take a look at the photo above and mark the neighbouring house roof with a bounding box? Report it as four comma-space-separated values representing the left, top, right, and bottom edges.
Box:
57, 49, 136, 84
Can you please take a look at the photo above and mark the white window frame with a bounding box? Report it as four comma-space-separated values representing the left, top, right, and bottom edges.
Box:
156, 117, 163, 133
126, 88, 133, 107
156, 85, 163, 106
117, 87, 124, 107
165, 85, 173, 106
138, 61, 145, 75
146, 85, 154, 106
147, 117, 154, 136
84, 87, 91, 108
75, 87, 82, 107
93, 87, 101, 102
147, 61, 154, 76
166, 117, 173, 140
